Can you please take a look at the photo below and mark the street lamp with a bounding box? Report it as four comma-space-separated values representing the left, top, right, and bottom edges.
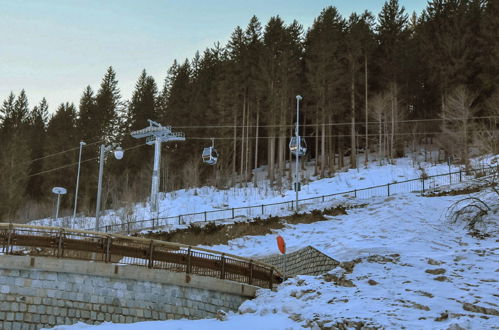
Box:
52, 187, 67, 227
95, 144, 124, 231
72, 141, 86, 226
294, 95, 303, 211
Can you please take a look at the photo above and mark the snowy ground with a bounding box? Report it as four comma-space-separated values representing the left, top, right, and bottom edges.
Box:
49, 184, 498, 329
29, 154, 497, 232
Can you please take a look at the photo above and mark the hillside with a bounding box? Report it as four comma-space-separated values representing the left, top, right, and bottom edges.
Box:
49, 159, 498, 329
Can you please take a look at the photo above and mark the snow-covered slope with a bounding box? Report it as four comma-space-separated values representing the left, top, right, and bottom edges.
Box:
50, 185, 498, 329
30, 155, 496, 232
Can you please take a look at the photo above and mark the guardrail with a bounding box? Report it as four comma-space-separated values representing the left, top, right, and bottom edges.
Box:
0, 224, 282, 289
88, 164, 497, 234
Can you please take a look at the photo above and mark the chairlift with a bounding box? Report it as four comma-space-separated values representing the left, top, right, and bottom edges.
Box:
202, 138, 219, 165
289, 136, 307, 157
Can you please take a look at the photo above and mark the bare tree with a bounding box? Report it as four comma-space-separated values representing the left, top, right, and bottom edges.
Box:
439, 85, 479, 168
474, 91, 499, 155
370, 91, 390, 164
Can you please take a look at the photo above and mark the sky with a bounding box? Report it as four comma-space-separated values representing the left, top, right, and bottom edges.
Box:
0, 0, 427, 113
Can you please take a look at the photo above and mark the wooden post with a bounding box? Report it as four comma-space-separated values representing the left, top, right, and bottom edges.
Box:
6, 225, 13, 254
105, 236, 112, 262
187, 246, 192, 274
57, 229, 64, 258
387, 183, 390, 196
248, 260, 253, 285
232, 208, 235, 219
220, 254, 225, 280
148, 240, 154, 269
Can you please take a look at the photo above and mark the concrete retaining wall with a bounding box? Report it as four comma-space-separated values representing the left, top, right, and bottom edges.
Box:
0, 255, 258, 329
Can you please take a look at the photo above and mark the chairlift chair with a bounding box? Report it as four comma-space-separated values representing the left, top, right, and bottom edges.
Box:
289, 136, 307, 157
202, 138, 219, 165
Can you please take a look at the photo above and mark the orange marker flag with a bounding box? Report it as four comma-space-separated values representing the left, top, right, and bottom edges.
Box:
276, 235, 286, 254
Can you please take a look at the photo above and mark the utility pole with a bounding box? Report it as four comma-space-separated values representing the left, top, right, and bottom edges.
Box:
95, 145, 124, 231
131, 120, 185, 213
72, 141, 86, 225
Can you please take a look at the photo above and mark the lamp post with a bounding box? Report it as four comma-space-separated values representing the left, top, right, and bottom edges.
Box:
52, 187, 67, 227
95, 144, 124, 231
295, 95, 302, 212
72, 141, 86, 226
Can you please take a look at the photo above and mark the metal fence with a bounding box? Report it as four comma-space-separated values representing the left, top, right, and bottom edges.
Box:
0, 223, 281, 289
90, 165, 499, 234
88, 165, 497, 234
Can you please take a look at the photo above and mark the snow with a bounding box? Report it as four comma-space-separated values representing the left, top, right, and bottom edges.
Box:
28, 154, 497, 233
48, 174, 499, 329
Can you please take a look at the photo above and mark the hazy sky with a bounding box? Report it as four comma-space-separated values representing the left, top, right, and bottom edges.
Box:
1, 0, 427, 112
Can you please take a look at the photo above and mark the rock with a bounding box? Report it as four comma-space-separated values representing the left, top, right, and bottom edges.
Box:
447, 324, 466, 330
425, 268, 446, 275
368, 279, 379, 286
215, 310, 227, 321
435, 311, 449, 321
427, 258, 444, 265
434, 276, 450, 282
463, 303, 499, 316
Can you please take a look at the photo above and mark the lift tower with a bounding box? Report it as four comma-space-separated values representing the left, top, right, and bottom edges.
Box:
131, 120, 185, 212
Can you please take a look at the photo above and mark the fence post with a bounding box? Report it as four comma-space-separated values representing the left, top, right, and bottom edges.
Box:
248, 260, 253, 285
57, 229, 64, 258
459, 169, 462, 182
148, 240, 154, 269
322, 195, 324, 202
232, 208, 235, 219
179, 215, 182, 225
354, 189, 357, 198
220, 254, 225, 280
187, 246, 192, 274
422, 178, 425, 194
204, 211, 207, 222
6, 224, 13, 254
261, 204, 264, 215
387, 183, 390, 196
105, 236, 112, 263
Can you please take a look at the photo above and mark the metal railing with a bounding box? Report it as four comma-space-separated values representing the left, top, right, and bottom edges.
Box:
87, 165, 497, 234
0, 224, 282, 289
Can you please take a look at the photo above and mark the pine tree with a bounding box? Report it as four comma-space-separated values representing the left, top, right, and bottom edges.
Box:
304, 7, 346, 176
0, 91, 31, 220
26, 98, 49, 200
377, 0, 409, 159
43, 103, 79, 211
95, 67, 121, 144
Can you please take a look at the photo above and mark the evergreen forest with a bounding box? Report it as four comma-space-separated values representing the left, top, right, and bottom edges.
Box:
1, 0, 498, 222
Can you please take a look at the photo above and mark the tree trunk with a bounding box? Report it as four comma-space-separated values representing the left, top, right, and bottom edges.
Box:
240, 93, 246, 181
245, 99, 251, 181
232, 112, 237, 180
350, 62, 357, 168
364, 55, 369, 166
314, 109, 319, 175
320, 115, 326, 178
254, 100, 260, 182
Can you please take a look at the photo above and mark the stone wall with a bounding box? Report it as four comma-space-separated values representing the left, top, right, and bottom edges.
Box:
0, 255, 257, 329
260, 246, 339, 277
